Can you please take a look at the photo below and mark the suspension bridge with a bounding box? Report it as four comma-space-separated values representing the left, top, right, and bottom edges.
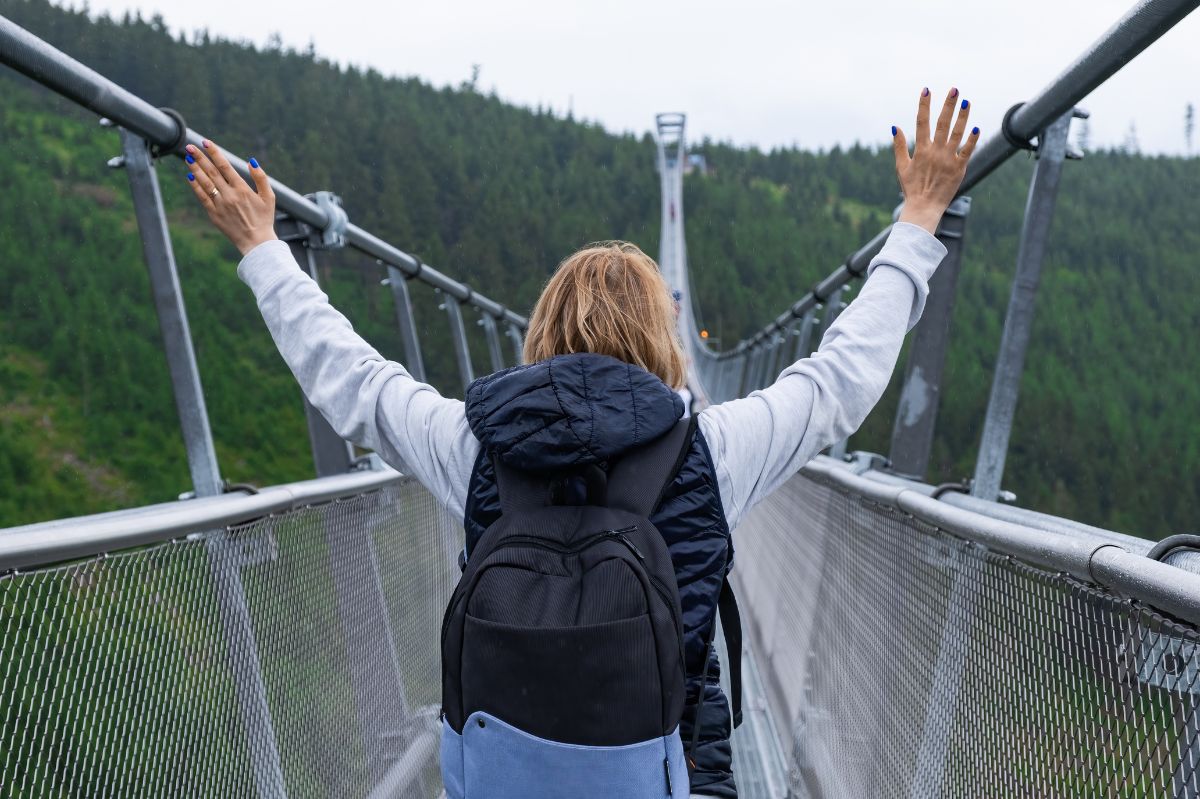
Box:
3, 1, 1200, 796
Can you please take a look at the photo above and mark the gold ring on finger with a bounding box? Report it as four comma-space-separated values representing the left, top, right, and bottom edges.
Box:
209, 187, 220, 198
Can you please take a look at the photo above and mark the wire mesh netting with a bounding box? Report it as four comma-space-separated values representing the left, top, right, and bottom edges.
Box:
7, 469, 1200, 798
1, 478, 460, 798
734, 472, 1200, 798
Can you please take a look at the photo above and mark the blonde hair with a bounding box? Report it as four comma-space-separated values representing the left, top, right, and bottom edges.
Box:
523, 241, 687, 389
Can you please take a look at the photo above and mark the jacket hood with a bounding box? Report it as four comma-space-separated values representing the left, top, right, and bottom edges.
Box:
464, 353, 684, 471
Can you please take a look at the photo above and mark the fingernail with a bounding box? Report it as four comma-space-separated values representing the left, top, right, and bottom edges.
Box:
202, 139, 210, 148
185, 154, 195, 164
961, 99, 969, 110
922, 88, 929, 97
950, 87, 959, 98
249, 157, 260, 169
185, 144, 194, 153
187, 173, 195, 182
891, 126, 897, 137
972, 127, 980, 135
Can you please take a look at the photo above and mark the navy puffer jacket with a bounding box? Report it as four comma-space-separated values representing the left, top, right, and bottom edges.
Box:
462, 352, 737, 798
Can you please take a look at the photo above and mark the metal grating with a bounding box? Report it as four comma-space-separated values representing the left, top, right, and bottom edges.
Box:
734, 473, 1200, 798
1, 479, 460, 798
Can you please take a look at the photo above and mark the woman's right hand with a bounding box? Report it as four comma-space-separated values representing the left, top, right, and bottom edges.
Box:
184, 139, 279, 256
891, 87, 979, 234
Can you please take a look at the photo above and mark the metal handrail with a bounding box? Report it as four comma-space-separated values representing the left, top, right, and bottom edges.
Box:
0, 467, 405, 573
803, 457, 1200, 627
0, 15, 527, 328
856, 465, 1153, 552
711, 0, 1199, 359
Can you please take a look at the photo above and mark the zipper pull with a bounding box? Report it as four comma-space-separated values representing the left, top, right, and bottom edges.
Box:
608, 530, 645, 560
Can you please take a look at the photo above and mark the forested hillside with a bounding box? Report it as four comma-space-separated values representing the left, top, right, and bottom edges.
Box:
1, 0, 1197, 535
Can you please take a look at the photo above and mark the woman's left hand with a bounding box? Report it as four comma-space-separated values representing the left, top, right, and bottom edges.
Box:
184, 140, 278, 256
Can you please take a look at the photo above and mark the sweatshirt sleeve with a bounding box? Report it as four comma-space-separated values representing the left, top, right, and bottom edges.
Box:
697, 222, 947, 531
237, 239, 478, 520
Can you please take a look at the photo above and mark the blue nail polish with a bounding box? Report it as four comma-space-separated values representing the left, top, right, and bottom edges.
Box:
185, 154, 195, 164
249, 157, 260, 169
187, 173, 195, 182
961, 99, 969, 110
891, 126, 897, 137
972, 127, 980, 135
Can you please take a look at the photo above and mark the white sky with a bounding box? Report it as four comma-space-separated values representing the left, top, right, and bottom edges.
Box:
73, 0, 1200, 154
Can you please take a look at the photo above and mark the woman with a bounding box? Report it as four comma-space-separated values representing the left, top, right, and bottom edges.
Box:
184, 88, 978, 798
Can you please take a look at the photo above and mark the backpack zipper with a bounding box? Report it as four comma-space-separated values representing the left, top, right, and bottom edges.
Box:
441, 526, 641, 644
494, 529, 682, 644
495, 526, 642, 559
499, 529, 680, 643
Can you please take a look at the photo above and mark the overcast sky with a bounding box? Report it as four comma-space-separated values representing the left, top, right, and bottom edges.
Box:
75, 0, 1199, 155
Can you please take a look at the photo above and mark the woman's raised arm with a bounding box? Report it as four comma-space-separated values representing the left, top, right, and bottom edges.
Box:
698, 88, 979, 530
182, 140, 478, 519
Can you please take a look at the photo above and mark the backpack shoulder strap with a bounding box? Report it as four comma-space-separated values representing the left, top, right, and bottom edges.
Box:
719, 575, 744, 728
606, 415, 697, 518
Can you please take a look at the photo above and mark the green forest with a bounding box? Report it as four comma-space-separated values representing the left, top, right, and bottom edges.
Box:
1, 0, 1197, 537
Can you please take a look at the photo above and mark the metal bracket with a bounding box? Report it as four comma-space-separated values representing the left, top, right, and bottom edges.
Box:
304, 190, 349, 249
1002, 102, 1036, 152
274, 192, 348, 252
846, 451, 889, 475
1004, 102, 1091, 159
151, 106, 189, 158
934, 196, 972, 240
1129, 634, 1200, 696
1066, 106, 1091, 161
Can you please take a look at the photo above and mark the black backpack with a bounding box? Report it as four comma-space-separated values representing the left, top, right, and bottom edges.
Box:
440, 418, 697, 798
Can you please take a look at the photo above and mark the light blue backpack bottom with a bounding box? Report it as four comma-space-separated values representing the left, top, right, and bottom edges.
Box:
441, 712, 689, 798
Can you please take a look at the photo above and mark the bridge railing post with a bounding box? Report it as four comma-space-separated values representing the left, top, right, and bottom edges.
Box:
505, 322, 525, 365
384, 265, 428, 383
972, 110, 1081, 500
746, 348, 760, 396
714, 358, 731, 403
759, 338, 775, 391
480, 313, 506, 373
762, 338, 780, 390
440, 291, 476, 392
118, 128, 288, 798
767, 332, 787, 386
888, 196, 972, 478
751, 342, 770, 393
732, 355, 746, 400
118, 127, 223, 498
276, 215, 355, 477
707, 357, 722, 403
816, 285, 846, 344
748, 345, 761, 393
792, 307, 818, 364
736, 347, 755, 397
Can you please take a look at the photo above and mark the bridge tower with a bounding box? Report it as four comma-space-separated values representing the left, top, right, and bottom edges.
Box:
654, 113, 710, 405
